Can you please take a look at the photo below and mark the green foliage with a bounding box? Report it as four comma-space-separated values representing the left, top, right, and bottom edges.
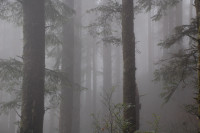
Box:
184, 104, 198, 116
136, 0, 181, 20
0, 58, 86, 114
154, 18, 198, 103
154, 49, 197, 102
92, 88, 131, 133
147, 114, 160, 133
0, 58, 62, 114
0, 97, 21, 115
87, 0, 121, 24
158, 19, 197, 48
86, 0, 122, 46
92, 88, 158, 133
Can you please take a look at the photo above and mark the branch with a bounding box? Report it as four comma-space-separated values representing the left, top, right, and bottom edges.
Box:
187, 35, 198, 42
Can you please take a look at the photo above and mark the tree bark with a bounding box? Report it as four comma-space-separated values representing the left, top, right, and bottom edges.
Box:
72, 0, 82, 132
102, 0, 112, 113
20, 0, 45, 132
103, 43, 112, 91
195, 1, 200, 132
92, 41, 97, 114
122, 0, 137, 132
59, 0, 74, 133
190, 0, 194, 20
148, 10, 153, 75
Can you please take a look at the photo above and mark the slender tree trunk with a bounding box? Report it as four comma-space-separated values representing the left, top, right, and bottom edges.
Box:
148, 10, 153, 75
101, 0, 112, 116
79, 39, 93, 133
92, 41, 97, 114
176, 1, 182, 27
20, 0, 45, 132
122, 0, 137, 132
72, 0, 82, 132
59, 0, 74, 133
195, 1, 200, 132
113, 46, 122, 103
190, 0, 194, 20
103, 43, 112, 91
9, 108, 16, 133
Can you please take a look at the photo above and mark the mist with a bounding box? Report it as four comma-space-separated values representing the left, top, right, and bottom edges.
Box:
0, 0, 197, 133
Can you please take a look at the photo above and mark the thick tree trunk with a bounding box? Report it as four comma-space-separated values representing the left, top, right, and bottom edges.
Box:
122, 0, 137, 132
20, 0, 45, 133
59, 0, 74, 133
195, 1, 200, 132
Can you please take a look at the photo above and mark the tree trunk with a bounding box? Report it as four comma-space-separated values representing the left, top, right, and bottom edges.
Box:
113, 46, 122, 103
176, 1, 182, 26
92, 41, 97, 114
20, 0, 45, 132
59, 0, 74, 133
148, 10, 153, 75
190, 0, 194, 20
84, 39, 92, 133
195, 1, 200, 132
72, 0, 82, 132
9, 108, 16, 133
122, 0, 137, 132
103, 43, 112, 91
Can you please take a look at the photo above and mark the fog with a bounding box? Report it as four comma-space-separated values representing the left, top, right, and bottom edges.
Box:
0, 0, 197, 133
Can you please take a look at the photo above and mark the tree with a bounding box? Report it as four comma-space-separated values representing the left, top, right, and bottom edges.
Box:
20, 0, 45, 133
102, 0, 112, 115
122, 0, 137, 132
148, 9, 154, 75
0, 1, 74, 133
72, 0, 82, 132
59, 0, 75, 133
195, 0, 200, 132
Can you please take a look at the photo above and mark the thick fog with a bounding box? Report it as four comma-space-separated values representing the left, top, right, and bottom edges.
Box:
0, 0, 197, 133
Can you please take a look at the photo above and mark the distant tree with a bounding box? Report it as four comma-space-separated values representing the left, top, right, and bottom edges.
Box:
59, 0, 75, 133
122, 0, 137, 132
102, 0, 112, 115
72, 0, 82, 132
20, 0, 45, 133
